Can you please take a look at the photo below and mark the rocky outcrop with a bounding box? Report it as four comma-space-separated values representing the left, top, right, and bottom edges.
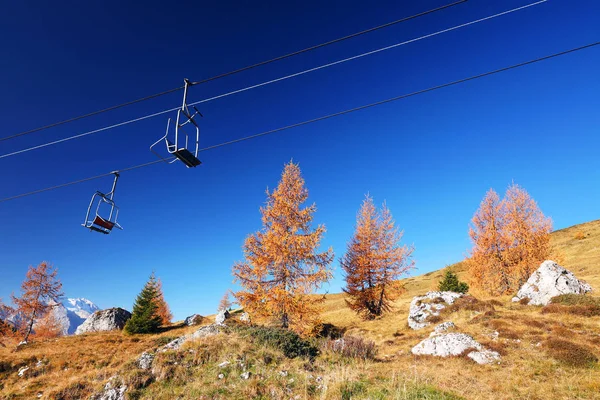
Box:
216, 309, 230, 325
75, 308, 131, 335
408, 291, 464, 330
184, 314, 203, 326
512, 260, 592, 306
162, 324, 223, 352
137, 352, 155, 370
91, 376, 127, 400
411, 330, 500, 365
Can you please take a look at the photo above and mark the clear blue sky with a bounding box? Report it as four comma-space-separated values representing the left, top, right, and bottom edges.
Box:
0, 0, 598, 320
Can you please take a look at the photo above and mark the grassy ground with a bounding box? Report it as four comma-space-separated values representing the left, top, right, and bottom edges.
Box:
1, 220, 599, 399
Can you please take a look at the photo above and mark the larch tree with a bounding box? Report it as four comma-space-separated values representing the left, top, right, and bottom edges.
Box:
468, 184, 552, 295
468, 189, 509, 295
33, 310, 63, 339
232, 161, 334, 334
12, 262, 63, 343
154, 278, 173, 326
502, 183, 552, 288
218, 291, 232, 311
342, 195, 414, 319
124, 273, 162, 334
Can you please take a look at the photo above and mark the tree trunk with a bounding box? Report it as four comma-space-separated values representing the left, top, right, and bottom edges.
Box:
23, 310, 36, 343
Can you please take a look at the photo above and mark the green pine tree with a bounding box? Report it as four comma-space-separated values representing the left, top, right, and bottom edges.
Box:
438, 270, 469, 294
124, 273, 163, 334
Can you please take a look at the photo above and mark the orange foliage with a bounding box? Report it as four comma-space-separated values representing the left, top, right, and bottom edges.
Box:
233, 161, 334, 335
12, 262, 63, 342
154, 278, 173, 325
468, 184, 552, 295
34, 309, 63, 339
342, 195, 414, 318
218, 291, 232, 311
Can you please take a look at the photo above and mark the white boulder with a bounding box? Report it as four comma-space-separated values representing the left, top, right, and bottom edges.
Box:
411, 332, 500, 365
161, 324, 223, 351
91, 376, 127, 400
75, 308, 131, 335
216, 309, 230, 325
408, 291, 464, 330
511, 260, 592, 306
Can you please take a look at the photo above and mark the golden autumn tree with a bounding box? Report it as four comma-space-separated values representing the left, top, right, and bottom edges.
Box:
218, 291, 232, 311
153, 277, 173, 325
468, 184, 552, 295
33, 310, 63, 339
12, 262, 63, 343
233, 161, 334, 334
342, 195, 414, 319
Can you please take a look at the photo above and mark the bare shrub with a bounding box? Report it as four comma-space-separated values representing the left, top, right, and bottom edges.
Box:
545, 338, 598, 367
325, 336, 377, 360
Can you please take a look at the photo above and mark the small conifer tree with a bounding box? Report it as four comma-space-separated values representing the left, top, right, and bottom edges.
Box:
124, 274, 162, 334
438, 270, 469, 293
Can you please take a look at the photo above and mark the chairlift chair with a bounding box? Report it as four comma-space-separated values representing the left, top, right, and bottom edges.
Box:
150, 79, 202, 167
82, 172, 123, 234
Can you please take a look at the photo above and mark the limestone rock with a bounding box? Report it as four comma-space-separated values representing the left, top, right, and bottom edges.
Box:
75, 308, 131, 335
408, 291, 464, 330
18, 366, 29, 377
91, 376, 127, 400
411, 333, 500, 365
161, 324, 223, 351
137, 352, 155, 370
184, 314, 203, 326
216, 309, 230, 325
511, 260, 592, 306
431, 321, 455, 336
239, 312, 251, 324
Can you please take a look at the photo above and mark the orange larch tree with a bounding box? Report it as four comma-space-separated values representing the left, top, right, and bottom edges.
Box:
232, 161, 334, 334
12, 262, 63, 343
502, 183, 552, 289
218, 291, 232, 311
33, 310, 63, 339
342, 195, 414, 318
468, 184, 552, 295
153, 277, 173, 326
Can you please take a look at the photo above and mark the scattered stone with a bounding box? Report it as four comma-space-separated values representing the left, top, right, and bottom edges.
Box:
431, 321, 455, 336
218, 373, 225, 380
467, 349, 501, 365
75, 308, 131, 335
408, 291, 464, 330
240, 371, 251, 380
137, 352, 155, 370
239, 312, 251, 324
411, 332, 500, 365
279, 370, 288, 377
218, 361, 230, 368
216, 309, 230, 325
511, 260, 592, 306
161, 336, 189, 352
184, 314, 203, 326
91, 376, 127, 400
18, 366, 29, 377
35, 360, 44, 368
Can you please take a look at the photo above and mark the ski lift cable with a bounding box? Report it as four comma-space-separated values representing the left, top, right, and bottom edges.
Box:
0, 0, 547, 161
0, 40, 596, 205
0, 0, 467, 144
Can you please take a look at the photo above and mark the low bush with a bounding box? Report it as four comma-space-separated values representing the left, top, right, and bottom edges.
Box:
437, 270, 469, 294
324, 336, 377, 360
545, 338, 598, 367
542, 295, 600, 317
445, 296, 496, 314
311, 322, 345, 339
237, 326, 318, 359
574, 231, 586, 240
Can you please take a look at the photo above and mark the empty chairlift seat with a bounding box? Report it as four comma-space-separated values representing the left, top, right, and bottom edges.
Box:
82, 172, 123, 235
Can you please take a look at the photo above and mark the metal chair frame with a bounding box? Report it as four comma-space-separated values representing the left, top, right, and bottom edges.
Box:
150, 79, 202, 168
82, 172, 123, 234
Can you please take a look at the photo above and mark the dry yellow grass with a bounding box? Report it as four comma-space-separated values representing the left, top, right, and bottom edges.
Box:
1, 220, 599, 399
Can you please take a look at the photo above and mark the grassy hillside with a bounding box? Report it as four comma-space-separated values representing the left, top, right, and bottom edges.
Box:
1, 220, 599, 399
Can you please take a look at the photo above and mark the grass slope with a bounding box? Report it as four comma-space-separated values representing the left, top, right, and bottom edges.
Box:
1, 220, 599, 399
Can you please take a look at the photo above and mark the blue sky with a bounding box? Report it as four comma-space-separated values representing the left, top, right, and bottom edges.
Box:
0, 0, 598, 320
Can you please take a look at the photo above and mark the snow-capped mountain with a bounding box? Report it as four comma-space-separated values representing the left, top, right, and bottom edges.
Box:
57, 298, 100, 335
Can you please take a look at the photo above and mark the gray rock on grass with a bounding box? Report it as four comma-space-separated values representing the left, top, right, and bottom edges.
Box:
411, 332, 500, 365
512, 260, 592, 306
75, 308, 131, 335
408, 291, 464, 330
